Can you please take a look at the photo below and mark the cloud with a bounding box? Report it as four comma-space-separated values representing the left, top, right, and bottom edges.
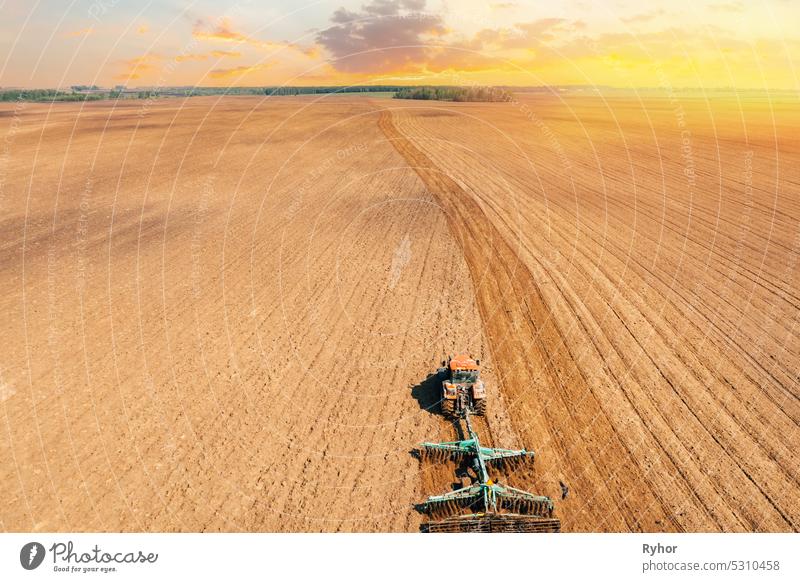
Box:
315, 4, 587, 77
708, 2, 745, 12
303, 45, 322, 59
64, 27, 93, 38
211, 50, 242, 58
208, 62, 275, 79
114, 54, 161, 81
491, 2, 517, 9
116, 49, 243, 80
192, 18, 250, 44
620, 10, 666, 24
173, 51, 241, 63
174, 53, 208, 62
515, 18, 570, 42
192, 18, 318, 57
316, 0, 449, 73
473, 18, 579, 51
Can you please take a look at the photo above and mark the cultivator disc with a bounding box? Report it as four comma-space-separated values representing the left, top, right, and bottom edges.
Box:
418, 441, 535, 467
496, 487, 554, 516
483, 453, 535, 471
419, 482, 554, 520
419, 487, 484, 520
417, 444, 469, 464
416, 412, 558, 533
422, 514, 562, 533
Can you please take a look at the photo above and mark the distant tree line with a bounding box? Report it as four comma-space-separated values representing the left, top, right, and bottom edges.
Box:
263, 85, 403, 96
394, 86, 513, 102
0, 89, 107, 102
1, 85, 516, 103
1, 86, 404, 102
182, 86, 405, 97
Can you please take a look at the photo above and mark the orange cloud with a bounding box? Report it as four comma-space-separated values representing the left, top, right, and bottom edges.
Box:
171, 51, 242, 63
115, 54, 161, 81
208, 62, 275, 79
192, 18, 248, 44
64, 27, 93, 38
174, 53, 209, 62
211, 50, 242, 58
192, 18, 318, 58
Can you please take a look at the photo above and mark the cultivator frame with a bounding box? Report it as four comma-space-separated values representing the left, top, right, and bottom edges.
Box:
417, 413, 560, 532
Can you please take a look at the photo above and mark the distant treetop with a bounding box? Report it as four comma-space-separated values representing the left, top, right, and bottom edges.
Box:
393, 86, 513, 102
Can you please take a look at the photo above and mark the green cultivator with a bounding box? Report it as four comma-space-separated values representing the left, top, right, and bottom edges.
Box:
417, 413, 560, 533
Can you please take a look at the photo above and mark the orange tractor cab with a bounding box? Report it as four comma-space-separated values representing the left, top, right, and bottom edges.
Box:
439, 354, 486, 418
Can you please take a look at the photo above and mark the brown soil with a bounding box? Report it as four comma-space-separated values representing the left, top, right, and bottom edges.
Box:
0, 93, 797, 531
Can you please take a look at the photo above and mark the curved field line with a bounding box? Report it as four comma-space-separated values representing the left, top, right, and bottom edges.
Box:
378, 109, 678, 531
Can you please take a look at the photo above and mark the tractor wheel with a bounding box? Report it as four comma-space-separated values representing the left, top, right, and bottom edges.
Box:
474, 399, 486, 416
442, 399, 455, 418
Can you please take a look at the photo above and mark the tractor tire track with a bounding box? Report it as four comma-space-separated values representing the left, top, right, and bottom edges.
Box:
379, 109, 673, 531
389, 103, 798, 531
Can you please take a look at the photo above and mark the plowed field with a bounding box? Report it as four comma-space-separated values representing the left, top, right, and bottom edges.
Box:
1, 93, 797, 531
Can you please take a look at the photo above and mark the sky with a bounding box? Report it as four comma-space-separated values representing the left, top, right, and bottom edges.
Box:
0, 0, 798, 90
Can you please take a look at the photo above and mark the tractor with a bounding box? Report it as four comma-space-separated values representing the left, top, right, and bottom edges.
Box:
416, 355, 560, 532
439, 354, 486, 418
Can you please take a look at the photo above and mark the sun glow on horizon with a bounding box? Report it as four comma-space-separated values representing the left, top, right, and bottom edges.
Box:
0, 0, 797, 91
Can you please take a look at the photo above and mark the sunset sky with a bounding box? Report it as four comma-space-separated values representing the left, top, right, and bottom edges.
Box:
1, 0, 798, 90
